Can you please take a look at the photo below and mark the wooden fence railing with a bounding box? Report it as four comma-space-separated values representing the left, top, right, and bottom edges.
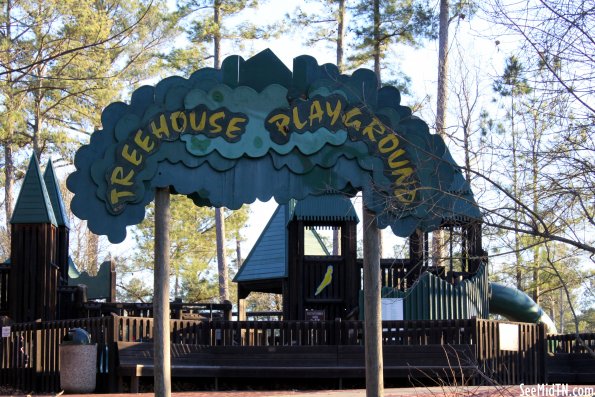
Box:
475, 319, 546, 386
82, 301, 233, 320
547, 332, 595, 354
0, 317, 115, 393
0, 316, 546, 392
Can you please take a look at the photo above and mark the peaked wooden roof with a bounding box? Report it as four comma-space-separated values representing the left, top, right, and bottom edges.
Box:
11, 154, 57, 226
234, 205, 288, 282
43, 159, 70, 228
234, 195, 358, 283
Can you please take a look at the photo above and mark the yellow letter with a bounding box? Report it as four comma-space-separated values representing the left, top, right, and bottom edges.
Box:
309, 100, 324, 126
134, 129, 155, 153
362, 117, 386, 142
292, 106, 307, 129
325, 99, 342, 126
392, 167, 415, 185
189, 110, 207, 132
267, 113, 290, 136
110, 167, 135, 186
110, 188, 135, 205
387, 149, 409, 169
378, 134, 399, 153
225, 117, 247, 140
209, 111, 225, 134
150, 114, 170, 139
122, 144, 142, 166
170, 111, 187, 133
343, 107, 363, 131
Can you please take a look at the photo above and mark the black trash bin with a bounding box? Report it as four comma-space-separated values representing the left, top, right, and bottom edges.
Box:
59, 328, 97, 393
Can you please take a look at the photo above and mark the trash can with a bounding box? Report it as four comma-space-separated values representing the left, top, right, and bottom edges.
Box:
59, 328, 97, 393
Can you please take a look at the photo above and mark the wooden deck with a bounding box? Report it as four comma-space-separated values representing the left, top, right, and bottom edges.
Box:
1, 316, 587, 393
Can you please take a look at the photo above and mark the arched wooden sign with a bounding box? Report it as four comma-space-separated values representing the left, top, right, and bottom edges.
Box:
67, 49, 480, 243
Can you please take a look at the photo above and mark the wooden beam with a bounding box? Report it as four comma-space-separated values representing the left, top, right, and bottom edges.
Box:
362, 207, 384, 397
154, 187, 171, 397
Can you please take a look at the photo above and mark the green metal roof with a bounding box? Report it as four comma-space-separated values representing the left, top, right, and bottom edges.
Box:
289, 194, 359, 223
11, 154, 57, 226
43, 159, 70, 228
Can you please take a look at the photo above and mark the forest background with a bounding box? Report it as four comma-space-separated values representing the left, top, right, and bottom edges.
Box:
0, 0, 593, 333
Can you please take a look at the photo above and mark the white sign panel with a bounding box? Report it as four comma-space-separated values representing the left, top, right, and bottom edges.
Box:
2, 326, 10, 338
499, 323, 519, 351
381, 298, 404, 321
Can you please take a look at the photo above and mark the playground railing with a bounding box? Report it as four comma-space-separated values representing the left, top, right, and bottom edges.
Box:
0, 316, 114, 393
547, 332, 595, 354
82, 301, 233, 320
474, 318, 546, 386
0, 316, 547, 393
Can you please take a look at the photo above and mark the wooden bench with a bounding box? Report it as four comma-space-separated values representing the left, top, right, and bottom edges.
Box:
117, 342, 339, 392
547, 353, 595, 384
116, 342, 478, 392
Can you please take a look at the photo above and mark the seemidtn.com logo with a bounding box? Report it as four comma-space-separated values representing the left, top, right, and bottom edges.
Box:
520, 384, 595, 396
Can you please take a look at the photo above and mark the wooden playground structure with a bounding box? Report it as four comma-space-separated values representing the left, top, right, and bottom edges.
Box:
0, 50, 593, 393
0, 157, 592, 392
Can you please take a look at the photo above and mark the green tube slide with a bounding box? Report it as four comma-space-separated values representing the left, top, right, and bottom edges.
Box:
489, 282, 557, 334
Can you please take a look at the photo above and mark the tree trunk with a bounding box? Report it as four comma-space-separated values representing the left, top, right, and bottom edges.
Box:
432, 0, 450, 268
373, 0, 381, 81
4, 144, 14, 229
436, 0, 450, 134
85, 230, 99, 274
532, 129, 540, 304
236, 235, 242, 268
336, 0, 345, 73
511, 96, 522, 290
3, 1, 14, 230
154, 187, 171, 397
214, 0, 221, 68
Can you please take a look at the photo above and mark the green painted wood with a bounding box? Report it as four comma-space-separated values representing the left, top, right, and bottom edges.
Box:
67, 49, 482, 244
235, 196, 356, 283
361, 264, 489, 321
11, 154, 57, 226
233, 205, 288, 282
68, 260, 114, 300
290, 194, 358, 223
43, 159, 69, 228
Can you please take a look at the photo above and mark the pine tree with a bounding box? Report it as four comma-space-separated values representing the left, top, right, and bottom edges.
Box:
0, 0, 175, 231
125, 196, 248, 301
349, 0, 437, 84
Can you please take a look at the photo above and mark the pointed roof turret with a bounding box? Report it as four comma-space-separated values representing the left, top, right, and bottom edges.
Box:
11, 154, 57, 226
43, 159, 70, 228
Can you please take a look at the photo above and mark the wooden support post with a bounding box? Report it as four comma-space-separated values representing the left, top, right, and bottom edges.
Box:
154, 187, 171, 397
363, 207, 383, 397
